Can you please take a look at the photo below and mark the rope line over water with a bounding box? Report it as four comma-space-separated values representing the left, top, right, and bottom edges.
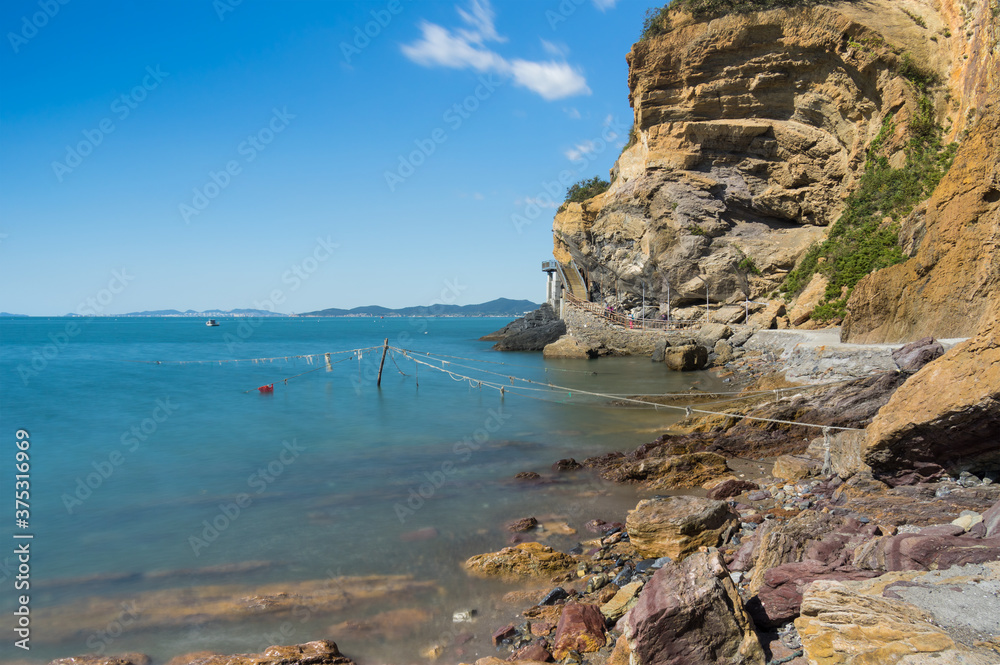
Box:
391, 346, 864, 432
122, 342, 867, 432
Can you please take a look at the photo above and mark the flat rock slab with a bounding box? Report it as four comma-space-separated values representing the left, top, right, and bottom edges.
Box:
796, 563, 1000, 665
464, 542, 576, 580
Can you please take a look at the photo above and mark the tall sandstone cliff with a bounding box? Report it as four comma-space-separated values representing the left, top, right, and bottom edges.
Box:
554, 0, 998, 326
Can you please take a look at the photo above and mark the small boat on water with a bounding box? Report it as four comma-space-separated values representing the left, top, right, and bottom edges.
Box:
206, 319, 219, 327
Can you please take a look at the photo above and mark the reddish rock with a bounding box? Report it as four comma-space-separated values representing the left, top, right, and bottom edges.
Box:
707, 479, 760, 500
585, 519, 613, 534
624, 551, 764, 665
749, 559, 879, 628
513, 641, 553, 662
515, 471, 542, 481
983, 497, 1000, 537
883, 532, 1000, 571
891, 337, 944, 372
551, 603, 607, 659
530, 621, 555, 636
492, 624, 517, 646
507, 517, 539, 532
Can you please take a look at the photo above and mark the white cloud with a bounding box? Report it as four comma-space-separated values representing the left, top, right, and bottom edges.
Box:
401, 22, 505, 71
592, 0, 617, 10
510, 60, 590, 100
564, 107, 582, 119
473, 192, 485, 200
456, 0, 504, 43
401, 0, 590, 101
564, 139, 597, 161
540, 39, 569, 57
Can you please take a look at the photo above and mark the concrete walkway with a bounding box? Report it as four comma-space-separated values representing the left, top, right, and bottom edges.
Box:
744, 328, 967, 384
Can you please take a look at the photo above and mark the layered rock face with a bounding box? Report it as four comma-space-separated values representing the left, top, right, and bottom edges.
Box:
842, 0, 1000, 343
553, 1, 946, 309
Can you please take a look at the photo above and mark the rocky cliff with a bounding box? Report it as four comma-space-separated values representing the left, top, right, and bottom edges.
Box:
553, 0, 997, 328
842, 0, 999, 342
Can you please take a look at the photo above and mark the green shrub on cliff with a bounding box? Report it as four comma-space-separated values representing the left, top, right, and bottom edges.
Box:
643, 0, 859, 26
780, 98, 958, 320
565, 176, 610, 203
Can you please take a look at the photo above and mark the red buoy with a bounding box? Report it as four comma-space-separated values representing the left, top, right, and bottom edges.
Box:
258, 384, 274, 393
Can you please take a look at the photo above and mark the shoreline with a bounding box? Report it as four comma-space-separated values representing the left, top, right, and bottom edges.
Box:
31, 325, 1000, 665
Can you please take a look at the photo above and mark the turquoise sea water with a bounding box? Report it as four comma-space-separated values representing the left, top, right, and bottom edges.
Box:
0, 317, 727, 663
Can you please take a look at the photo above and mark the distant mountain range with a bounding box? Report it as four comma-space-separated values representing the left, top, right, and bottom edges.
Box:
299, 298, 540, 318
1, 300, 540, 318
59, 308, 286, 318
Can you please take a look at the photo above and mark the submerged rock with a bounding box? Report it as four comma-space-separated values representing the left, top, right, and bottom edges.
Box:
159, 641, 353, 665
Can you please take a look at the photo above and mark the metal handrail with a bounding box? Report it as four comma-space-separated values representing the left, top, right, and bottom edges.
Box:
563, 292, 702, 330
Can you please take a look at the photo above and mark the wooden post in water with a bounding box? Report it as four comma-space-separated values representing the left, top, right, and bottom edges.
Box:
376, 338, 389, 388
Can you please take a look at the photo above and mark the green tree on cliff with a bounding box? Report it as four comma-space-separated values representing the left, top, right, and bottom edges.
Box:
565, 176, 610, 203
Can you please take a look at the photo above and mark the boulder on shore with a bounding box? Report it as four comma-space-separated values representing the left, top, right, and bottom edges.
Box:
626, 496, 738, 560
623, 550, 765, 665
664, 344, 709, 371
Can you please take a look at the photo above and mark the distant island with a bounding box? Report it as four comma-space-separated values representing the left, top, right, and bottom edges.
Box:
298, 298, 540, 318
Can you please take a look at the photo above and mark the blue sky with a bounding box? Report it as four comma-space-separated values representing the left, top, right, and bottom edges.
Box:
1, 0, 651, 315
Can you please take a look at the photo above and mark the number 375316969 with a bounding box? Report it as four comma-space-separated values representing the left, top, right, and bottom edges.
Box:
15, 429, 30, 528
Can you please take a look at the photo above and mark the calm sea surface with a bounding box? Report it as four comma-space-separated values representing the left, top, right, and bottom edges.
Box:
0, 317, 728, 663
